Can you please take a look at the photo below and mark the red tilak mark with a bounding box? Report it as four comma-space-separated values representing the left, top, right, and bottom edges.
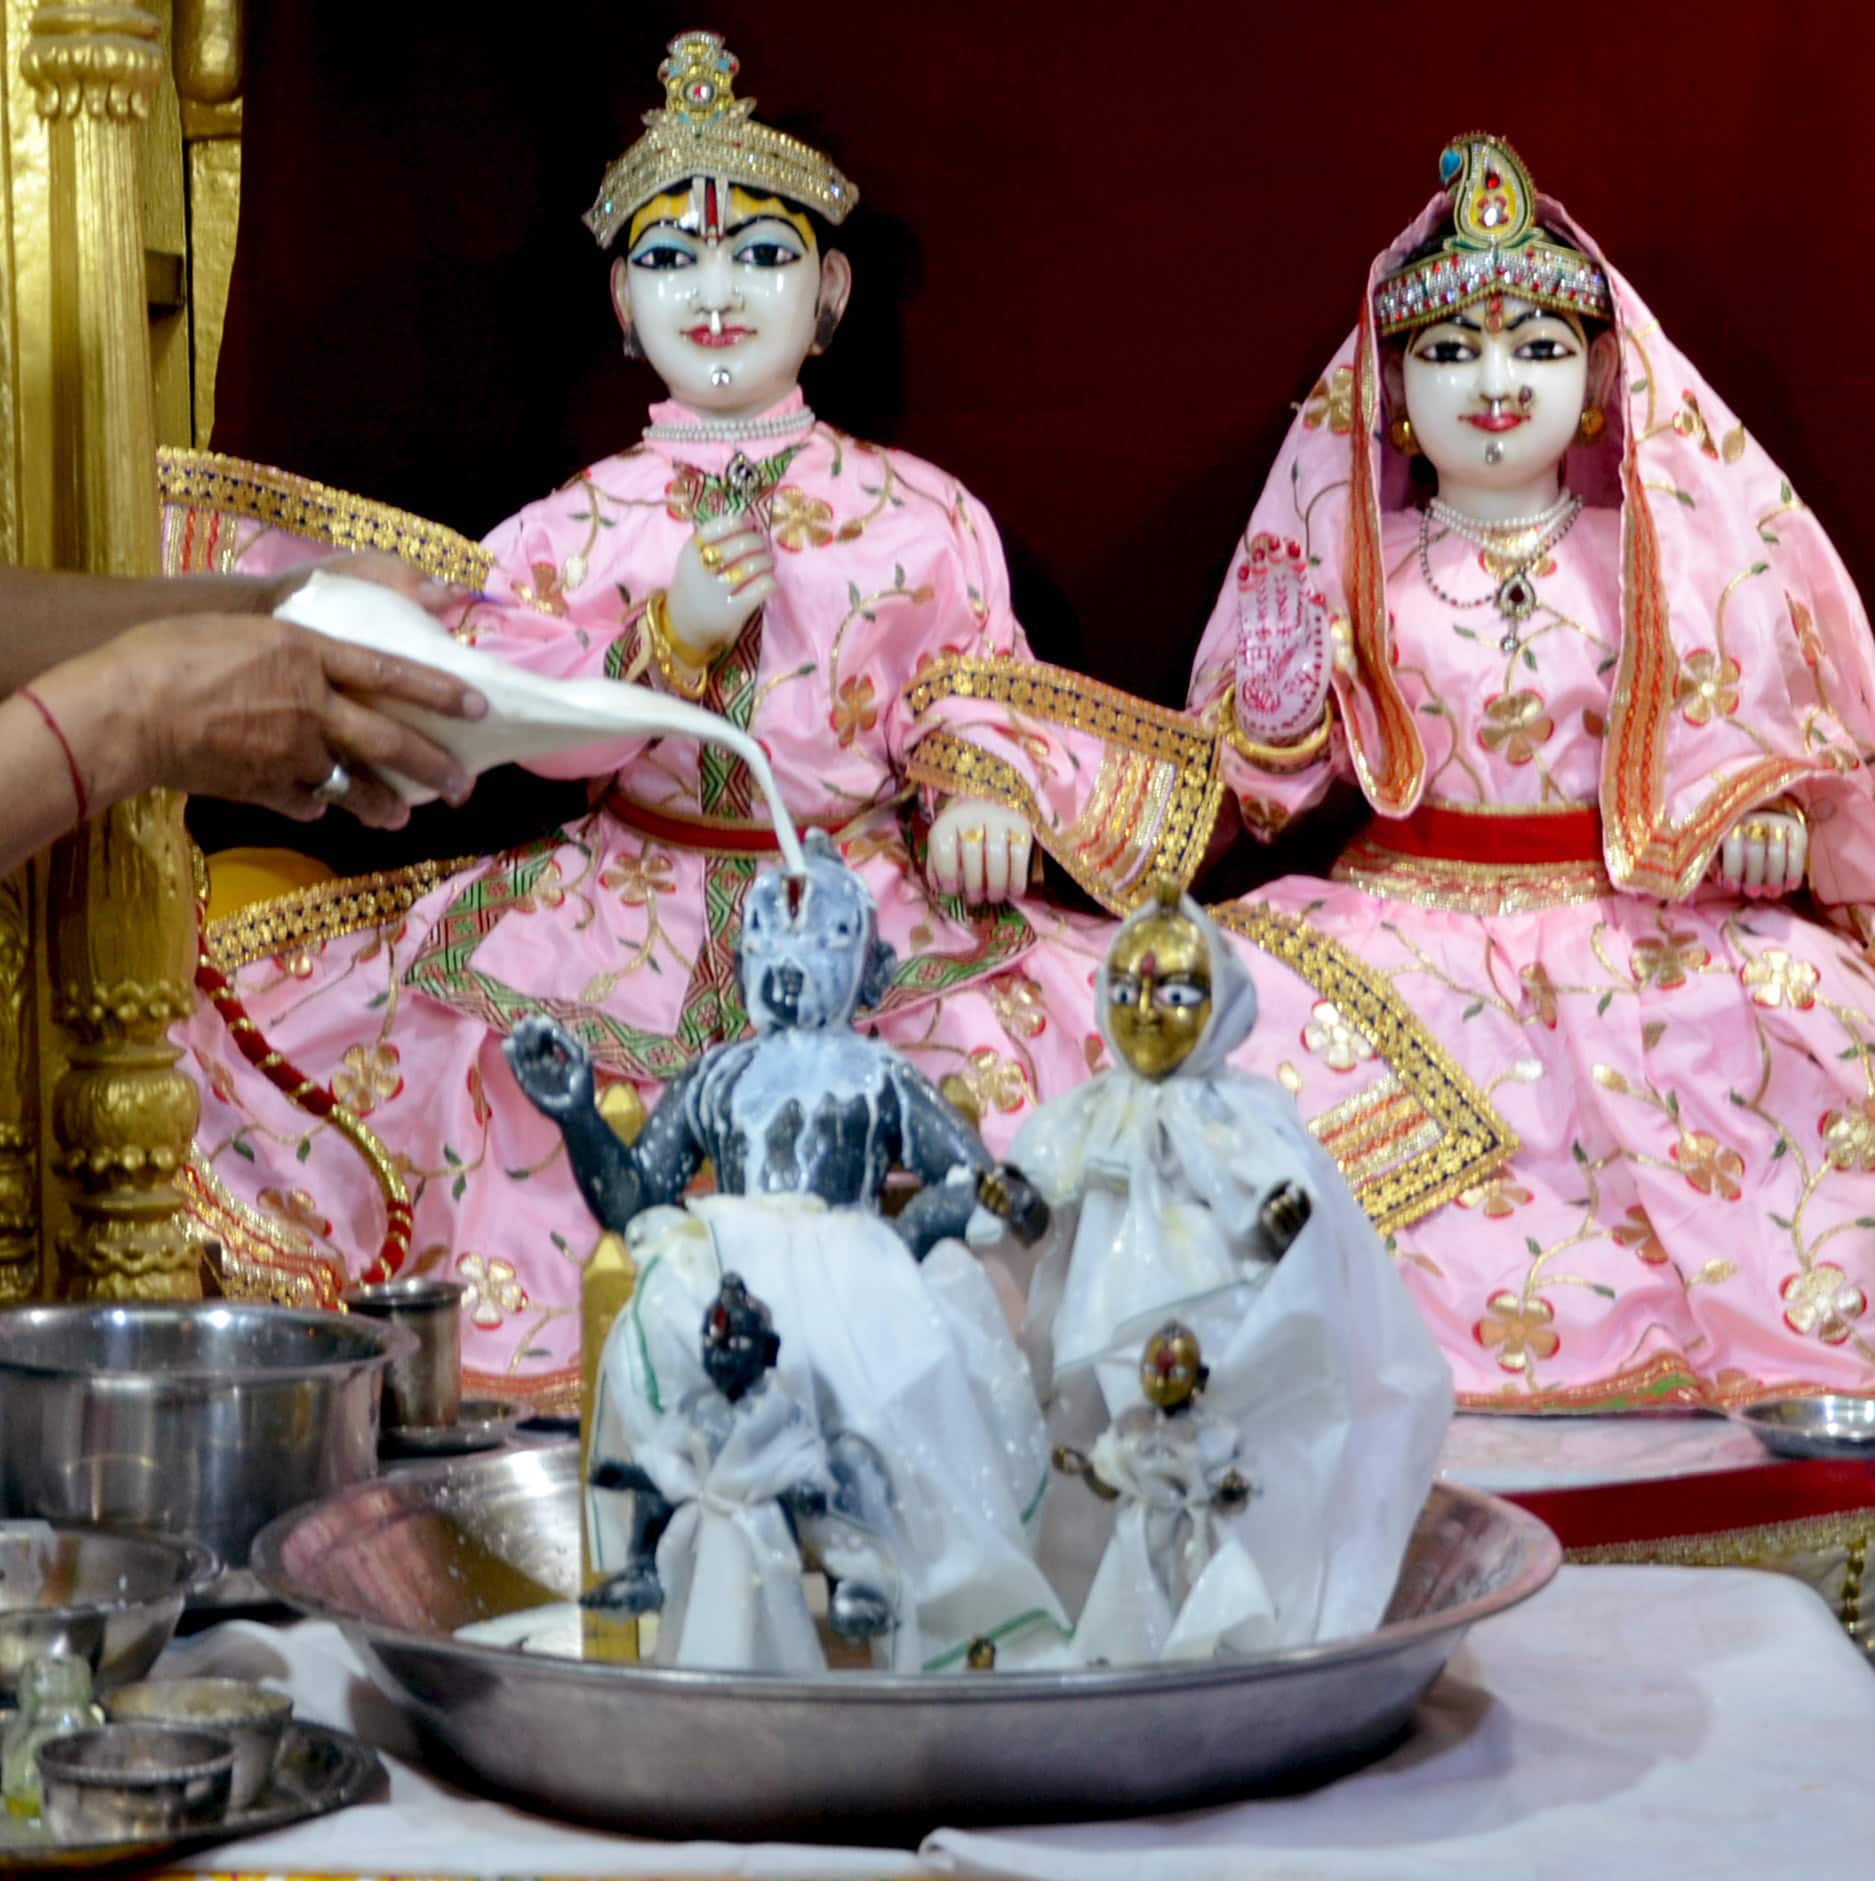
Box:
704, 178, 720, 237
1138, 950, 1158, 977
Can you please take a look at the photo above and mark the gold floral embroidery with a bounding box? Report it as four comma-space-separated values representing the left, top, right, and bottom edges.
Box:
1671, 1128, 1745, 1201
1740, 948, 1820, 1011
1675, 648, 1742, 726
256, 1187, 332, 1240
1631, 930, 1710, 991
458, 1252, 527, 1330
1520, 961, 1560, 1028
1781, 1264, 1868, 1345
511, 561, 568, 617
1301, 999, 1377, 1072
332, 1042, 404, 1116
1456, 1170, 1533, 1218
830, 674, 879, 748
1301, 366, 1355, 434
986, 973, 1048, 1042
1474, 1291, 1559, 1373
1821, 1099, 1875, 1173
771, 484, 836, 550
952, 1045, 1034, 1117
1611, 1204, 1670, 1264
1477, 690, 1552, 765
514, 859, 569, 915
600, 849, 676, 906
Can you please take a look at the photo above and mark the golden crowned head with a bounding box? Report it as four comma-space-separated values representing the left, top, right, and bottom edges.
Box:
584, 30, 858, 250
1139, 1320, 1208, 1412
1372, 134, 1611, 339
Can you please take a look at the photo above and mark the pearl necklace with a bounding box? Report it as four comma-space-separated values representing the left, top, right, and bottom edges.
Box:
1419, 492, 1584, 649
1428, 490, 1576, 543
642, 405, 817, 445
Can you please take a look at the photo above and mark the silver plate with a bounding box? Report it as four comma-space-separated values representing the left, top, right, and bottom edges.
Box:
0, 1722, 382, 1871
381, 1396, 521, 1459
1737, 1394, 1875, 1460
252, 1445, 1560, 1838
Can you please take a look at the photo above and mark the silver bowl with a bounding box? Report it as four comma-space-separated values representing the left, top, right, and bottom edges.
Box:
0, 1521, 215, 1701
37, 1724, 234, 1838
1736, 1393, 1875, 1460
0, 1304, 413, 1601
253, 1445, 1560, 1837
104, 1677, 292, 1810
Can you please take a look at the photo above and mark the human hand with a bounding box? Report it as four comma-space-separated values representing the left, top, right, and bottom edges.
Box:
665, 510, 776, 658
1233, 532, 1331, 743
264, 550, 457, 619
41, 613, 484, 826
1711, 809, 1807, 897
927, 797, 1033, 903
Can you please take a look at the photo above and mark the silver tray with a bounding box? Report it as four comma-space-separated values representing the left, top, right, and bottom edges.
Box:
0, 1722, 382, 1871
1737, 1393, 1875, 1460
252, 1445, 1560, 1838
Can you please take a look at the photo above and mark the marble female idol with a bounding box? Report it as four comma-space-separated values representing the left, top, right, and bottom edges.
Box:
1188, 134, 1875, 1408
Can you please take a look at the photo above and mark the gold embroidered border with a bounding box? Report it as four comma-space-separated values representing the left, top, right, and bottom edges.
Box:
1212, 902, 1516, 1234
179, 1153, 346, 1311
902, 655, 1224, 913
157, 447, 494, 590
1565, 1507, 1875, 1571
1330, 836, 1612, 914
1312, 1072, 1442, 1186
204, 857, 477, 974
1456, 1348, 1856, 1413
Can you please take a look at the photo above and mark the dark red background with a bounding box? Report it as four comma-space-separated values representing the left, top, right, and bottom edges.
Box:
209, 1, 1875, 870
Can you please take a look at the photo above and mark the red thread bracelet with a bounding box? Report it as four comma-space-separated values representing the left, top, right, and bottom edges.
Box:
17, 686, 89, 823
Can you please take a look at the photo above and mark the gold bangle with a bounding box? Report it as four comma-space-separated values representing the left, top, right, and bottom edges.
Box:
1219, 688, 1333, 771
644, 590, 709, 703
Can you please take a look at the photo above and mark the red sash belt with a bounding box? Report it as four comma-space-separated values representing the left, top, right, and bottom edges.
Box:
606, 793, 825, 855
1368, 801, 1604, 868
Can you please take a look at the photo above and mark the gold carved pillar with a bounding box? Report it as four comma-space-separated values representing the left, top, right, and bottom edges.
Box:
26, 0, 200, 1298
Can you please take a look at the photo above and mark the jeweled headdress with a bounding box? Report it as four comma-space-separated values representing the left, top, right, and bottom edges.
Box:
584, 30, 858, 249
1372, 135, 1611, 337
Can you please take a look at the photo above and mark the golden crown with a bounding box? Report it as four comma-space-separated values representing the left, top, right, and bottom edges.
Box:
1373, 135, 1610, 337
584, 31, 858, 249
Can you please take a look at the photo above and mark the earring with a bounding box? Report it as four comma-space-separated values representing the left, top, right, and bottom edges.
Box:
809, 305, 840, 357
1387, 414, 1419, 456
620, 330, 644, 362
1576, 405, 1606, 445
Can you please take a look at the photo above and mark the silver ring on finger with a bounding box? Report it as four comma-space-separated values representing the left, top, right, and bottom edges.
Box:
311, 760, 352, 804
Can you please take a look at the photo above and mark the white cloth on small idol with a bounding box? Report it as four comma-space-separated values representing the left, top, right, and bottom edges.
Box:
273, 572, 803, 871
1014, 890, 1289, 1389
634, 1377, 836, 1673
1016, 895, 1453, 1653
1070, 1406, 1276, 1666
593, 1193, 1070, 1672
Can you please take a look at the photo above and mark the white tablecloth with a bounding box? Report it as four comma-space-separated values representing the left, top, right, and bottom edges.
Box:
164, 1562, 1875, 1879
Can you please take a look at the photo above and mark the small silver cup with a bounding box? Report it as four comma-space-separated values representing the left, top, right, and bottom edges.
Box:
342, 1279, 464, 1432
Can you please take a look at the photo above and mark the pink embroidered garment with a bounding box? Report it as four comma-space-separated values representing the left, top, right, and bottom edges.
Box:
166, 399, 1217, 1407
1188, 196, 1875, 1410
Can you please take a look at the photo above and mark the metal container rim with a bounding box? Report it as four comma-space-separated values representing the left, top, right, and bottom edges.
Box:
0, 1520, 219, 1615
0, 1303, 415, 1386
251, 1454, 1562, 1707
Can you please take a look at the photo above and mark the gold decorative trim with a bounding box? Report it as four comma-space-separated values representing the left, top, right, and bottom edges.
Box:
902, 655, 1224, 914
157, 448, 493, 590
203, 857, 477, 974
179, 1152, 345, 1310
1330, 836, 1612, 914
1212, 902, 1516, 1233
1565, 1508, 1875, 1571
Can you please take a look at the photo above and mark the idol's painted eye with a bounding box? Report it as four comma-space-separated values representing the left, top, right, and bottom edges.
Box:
1411, 336, 1478, 366
1515, 335, 1578, 362
1108, 979, 1141, 1008
733, 240, 802, 269
1155, 980, 1209, 1011
629, 240, 696, 271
